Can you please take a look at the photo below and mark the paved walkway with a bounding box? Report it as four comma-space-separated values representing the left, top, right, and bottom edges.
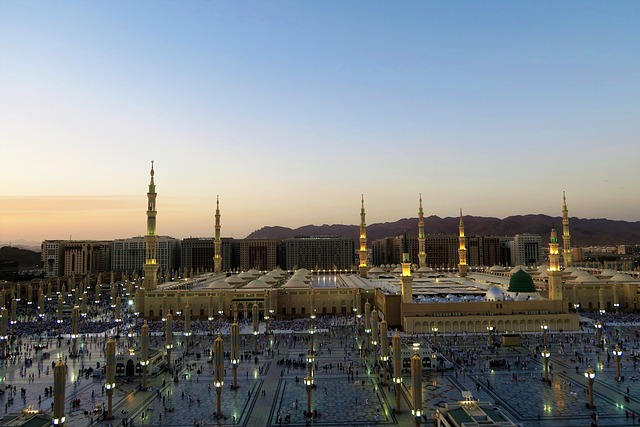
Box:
5, 322, 640, 426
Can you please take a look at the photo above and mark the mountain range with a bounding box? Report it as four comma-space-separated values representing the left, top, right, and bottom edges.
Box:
246, 214, 640, 246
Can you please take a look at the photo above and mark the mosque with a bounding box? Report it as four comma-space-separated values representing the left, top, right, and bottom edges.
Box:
118, 162, 627, 337
8, 162, 639, 336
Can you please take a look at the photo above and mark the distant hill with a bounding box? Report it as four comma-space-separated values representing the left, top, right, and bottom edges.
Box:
246, 215, 640, 246
0, 246, 41, 270
0, 240, 41, 251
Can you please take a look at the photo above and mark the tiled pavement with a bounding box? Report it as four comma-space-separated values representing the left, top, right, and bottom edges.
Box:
4, 324, 640, 426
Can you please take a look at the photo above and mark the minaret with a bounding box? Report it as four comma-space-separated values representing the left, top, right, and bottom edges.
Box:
359, 195, 368, 278
548, 225, 564, 301
458, 209, 469, 277
400, 233, 413, 304
417, 194, 426, 269
214, 195, 222, 273
562, 191, 572, 268
143, 161, 159, 291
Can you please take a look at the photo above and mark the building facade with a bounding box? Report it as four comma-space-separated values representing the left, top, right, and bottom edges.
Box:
281, 237, 355, 270
181, 237, 233, 272
240, 239, 277, 271
112, 237, 180, 273
62, 241, 112, 277
42, 240, 65, 277
512, 234, 543, 266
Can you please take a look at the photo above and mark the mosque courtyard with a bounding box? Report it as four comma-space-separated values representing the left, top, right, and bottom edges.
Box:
2, 316, 640, 427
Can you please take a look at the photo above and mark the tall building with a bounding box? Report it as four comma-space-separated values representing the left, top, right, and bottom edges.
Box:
42, 240, 65, 277
181, 237, 233, 272
480, 236, 504, 267
281, 237, 355, 270
240, 239, 277, 271
513, 234, 542, 266
61, 240, 111, 276
425, 235, 459, 268
143, 161, 159, 291
359, 195, 368, 277
562, 191, 572, 267
371, 236, 416, 266
112, 237, 180, 273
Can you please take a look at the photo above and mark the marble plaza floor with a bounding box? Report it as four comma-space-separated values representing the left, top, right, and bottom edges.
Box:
3, 321, 640, 426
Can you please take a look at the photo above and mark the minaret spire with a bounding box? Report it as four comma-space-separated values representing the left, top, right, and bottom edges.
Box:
458, 209, 469, 277
547, 224, 564, 300
214, 195, 222, 273
359, 195, 368, 278
400, 232, 413, 303
143, 161, 159, 291
562, 191, 572, 267
417, 194, 426, 269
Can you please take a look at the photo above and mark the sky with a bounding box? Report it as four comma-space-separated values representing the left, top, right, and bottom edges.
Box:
1, 1, 639, 245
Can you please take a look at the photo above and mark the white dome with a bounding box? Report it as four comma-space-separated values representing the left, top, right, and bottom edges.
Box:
489, 265, 506, 272
573, 274, 597, 283
283, 278, 310, 288
247, 268, 262, 278
238, 271, 254, 280
225, 275, 244, 285
259, 275, 277, 284
611, 273, 637, 282
600, 269, 619, 277
245, 279, 270, 288
514, 293, 530, 301
485, 286, 504, 302
208, 279, 233, 289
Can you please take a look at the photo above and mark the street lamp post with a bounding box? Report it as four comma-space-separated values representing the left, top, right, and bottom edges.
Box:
252, 304, 259, 353
594, 320, 602, 348
487, 324, 494, 348
541, 320, 548, 348
393, 331, 402, 413
165, 313, 173, 370
304, 375, 313, 415
584, 365, 596, 409
541, 347, 550, 383
371, 308, 378, 368
105, 337, 116, 420
214, 332, 224, 418
70, 307, 79, 357
613, 345, 623, 381
364, 300, 371, 356
141, 321, 149, 390
184, 303, 191, 355
310, 312, 316, 358
53, 359, 66, 426
411, 342, 422, 427
573, 303, 580, 313
431, 324, 438, 348
0, 308, 8, 359
380, 318, 388, 386
231, 316, 240, 389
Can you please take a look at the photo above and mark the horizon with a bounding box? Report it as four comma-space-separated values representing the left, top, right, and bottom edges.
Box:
1, 1, 639, 244
1, 209, 637, 248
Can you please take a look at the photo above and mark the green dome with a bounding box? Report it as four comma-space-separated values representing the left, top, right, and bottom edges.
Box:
508, 269, 536, 293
